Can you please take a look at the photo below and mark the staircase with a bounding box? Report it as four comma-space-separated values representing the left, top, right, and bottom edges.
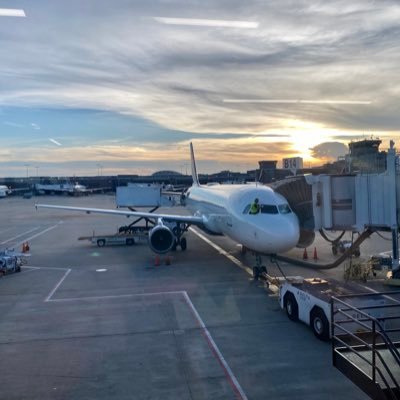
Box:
331, 292, 400, 399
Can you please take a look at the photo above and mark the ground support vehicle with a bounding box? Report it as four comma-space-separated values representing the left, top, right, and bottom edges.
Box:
332, 240, 361, 257
278, 277, 385, 341
78, 227, 148, 247
0, 252, 24, 275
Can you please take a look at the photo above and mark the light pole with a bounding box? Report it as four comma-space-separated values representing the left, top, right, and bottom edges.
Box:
24, 164, 30, 178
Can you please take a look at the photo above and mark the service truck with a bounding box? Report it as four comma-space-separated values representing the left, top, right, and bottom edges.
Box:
78, 227, 148, 247
0, 252, 24, 275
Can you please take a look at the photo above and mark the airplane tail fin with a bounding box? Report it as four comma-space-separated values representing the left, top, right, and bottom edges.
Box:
190, 142, 200, 186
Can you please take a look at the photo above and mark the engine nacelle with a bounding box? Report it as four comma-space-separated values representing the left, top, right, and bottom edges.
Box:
148, 224, 175, 254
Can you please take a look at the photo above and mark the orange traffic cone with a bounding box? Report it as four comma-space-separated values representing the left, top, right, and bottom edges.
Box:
313, 247, 318, 261
303, 248, 308, 260
22, 242, 27, 253
25, 242, 30, 252
154, 255, 160, 266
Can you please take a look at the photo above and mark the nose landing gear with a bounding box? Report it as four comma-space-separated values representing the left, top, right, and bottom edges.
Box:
252, 254, 268, 281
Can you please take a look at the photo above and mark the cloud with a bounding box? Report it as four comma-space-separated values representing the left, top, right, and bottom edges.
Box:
1, 0, 400, 176
49, 138, 62, 146
310, 141, 348, 160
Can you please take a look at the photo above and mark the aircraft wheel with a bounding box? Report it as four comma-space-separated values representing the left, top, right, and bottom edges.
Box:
310, 308, 330, 341
332, 245, 338, 256
252, 266, 260, 280
97, 239, 106, 247
260, 266, 267, 275
180, 237, 187, 251
126, 238, 135, 246
354, 249, 361, 257
284, 292, 299, 321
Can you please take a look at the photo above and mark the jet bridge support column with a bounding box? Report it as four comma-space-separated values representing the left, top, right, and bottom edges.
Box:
392, 228, 400, 278
387, 141, 400, 277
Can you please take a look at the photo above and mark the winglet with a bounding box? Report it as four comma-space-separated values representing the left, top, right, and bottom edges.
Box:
190, 142, 200, 186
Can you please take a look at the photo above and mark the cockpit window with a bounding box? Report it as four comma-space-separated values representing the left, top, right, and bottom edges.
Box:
243, 204, 251, 214
243, 203, 281, 214
260, 204, 278, 214
278, 204, 292, 214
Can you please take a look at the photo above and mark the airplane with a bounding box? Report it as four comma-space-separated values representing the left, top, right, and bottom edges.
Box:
36, 143, 301, 275
35, 182, 110, 196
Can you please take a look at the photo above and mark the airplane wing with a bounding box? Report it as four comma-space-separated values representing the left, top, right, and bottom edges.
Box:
35, 204, 204, 225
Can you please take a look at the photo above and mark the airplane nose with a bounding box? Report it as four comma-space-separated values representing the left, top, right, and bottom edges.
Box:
271, 217, 300, 252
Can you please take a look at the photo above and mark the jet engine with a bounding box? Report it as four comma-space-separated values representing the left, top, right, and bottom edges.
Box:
148, 223, 175, 254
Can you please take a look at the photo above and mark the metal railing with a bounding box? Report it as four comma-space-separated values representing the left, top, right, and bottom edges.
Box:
331, 292, 400, 399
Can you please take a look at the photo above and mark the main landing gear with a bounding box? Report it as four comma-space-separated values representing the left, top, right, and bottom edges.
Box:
171, 224, 189, 252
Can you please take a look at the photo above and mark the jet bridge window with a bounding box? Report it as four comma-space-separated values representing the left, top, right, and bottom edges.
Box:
278, 204, 292, 214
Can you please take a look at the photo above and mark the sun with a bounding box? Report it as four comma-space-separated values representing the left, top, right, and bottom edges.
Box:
284, 119, 337, 163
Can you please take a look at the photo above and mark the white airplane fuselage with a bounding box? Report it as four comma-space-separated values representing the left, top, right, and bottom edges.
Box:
185, 183, 300, 254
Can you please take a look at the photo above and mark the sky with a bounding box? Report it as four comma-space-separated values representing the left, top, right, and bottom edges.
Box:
1, 0, 400, 177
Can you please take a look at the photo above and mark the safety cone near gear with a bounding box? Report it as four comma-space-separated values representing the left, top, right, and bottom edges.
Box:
313, 247, 318, 261
154, 255, 160, 267
302, 248, 308, 260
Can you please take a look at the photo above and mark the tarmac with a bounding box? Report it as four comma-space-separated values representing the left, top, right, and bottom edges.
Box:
0, 194, 398, 399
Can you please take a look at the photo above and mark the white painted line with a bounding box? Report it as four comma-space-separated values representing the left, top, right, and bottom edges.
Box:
356, 282, 400, 304
96, 269, 107, 272
45, 268, 72, 302
41, 265, 247, 399
21, 266, 41, 273
189, 227, 253, 277
0, 226, 40, 245
182, 291, 248, 400
47, 291, 185, 303
46, 288, 247, 400
15, 222, 62, 247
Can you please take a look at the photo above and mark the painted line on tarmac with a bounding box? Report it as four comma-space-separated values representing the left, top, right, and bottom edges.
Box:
44, 268, 72, 302
15, 222, 62, 247
47, 291, 185, 303
189, 227, 253, 277
20, 266, 41, 274
356, 282, 400, 304
182, 291, 248, 400
46, 287, 247, 400
0, 226, 40, 245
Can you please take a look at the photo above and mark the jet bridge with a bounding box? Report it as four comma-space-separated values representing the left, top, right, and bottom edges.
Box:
272, 141, 400, 277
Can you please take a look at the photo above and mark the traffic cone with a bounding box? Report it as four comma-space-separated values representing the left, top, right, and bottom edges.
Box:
25, 242, 30, 252
154, 255, 160, 267
303, 248, 308, 260
22, 242, 27, 253
313, 247, 318, 261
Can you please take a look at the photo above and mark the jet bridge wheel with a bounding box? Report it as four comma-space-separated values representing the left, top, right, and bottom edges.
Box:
284, 292, 299, 321
310, 307, 330, 341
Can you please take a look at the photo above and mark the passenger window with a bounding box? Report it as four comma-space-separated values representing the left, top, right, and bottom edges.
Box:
243, 204, 251, 214
260, 204, 278, 214
278, 204, 292, 214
